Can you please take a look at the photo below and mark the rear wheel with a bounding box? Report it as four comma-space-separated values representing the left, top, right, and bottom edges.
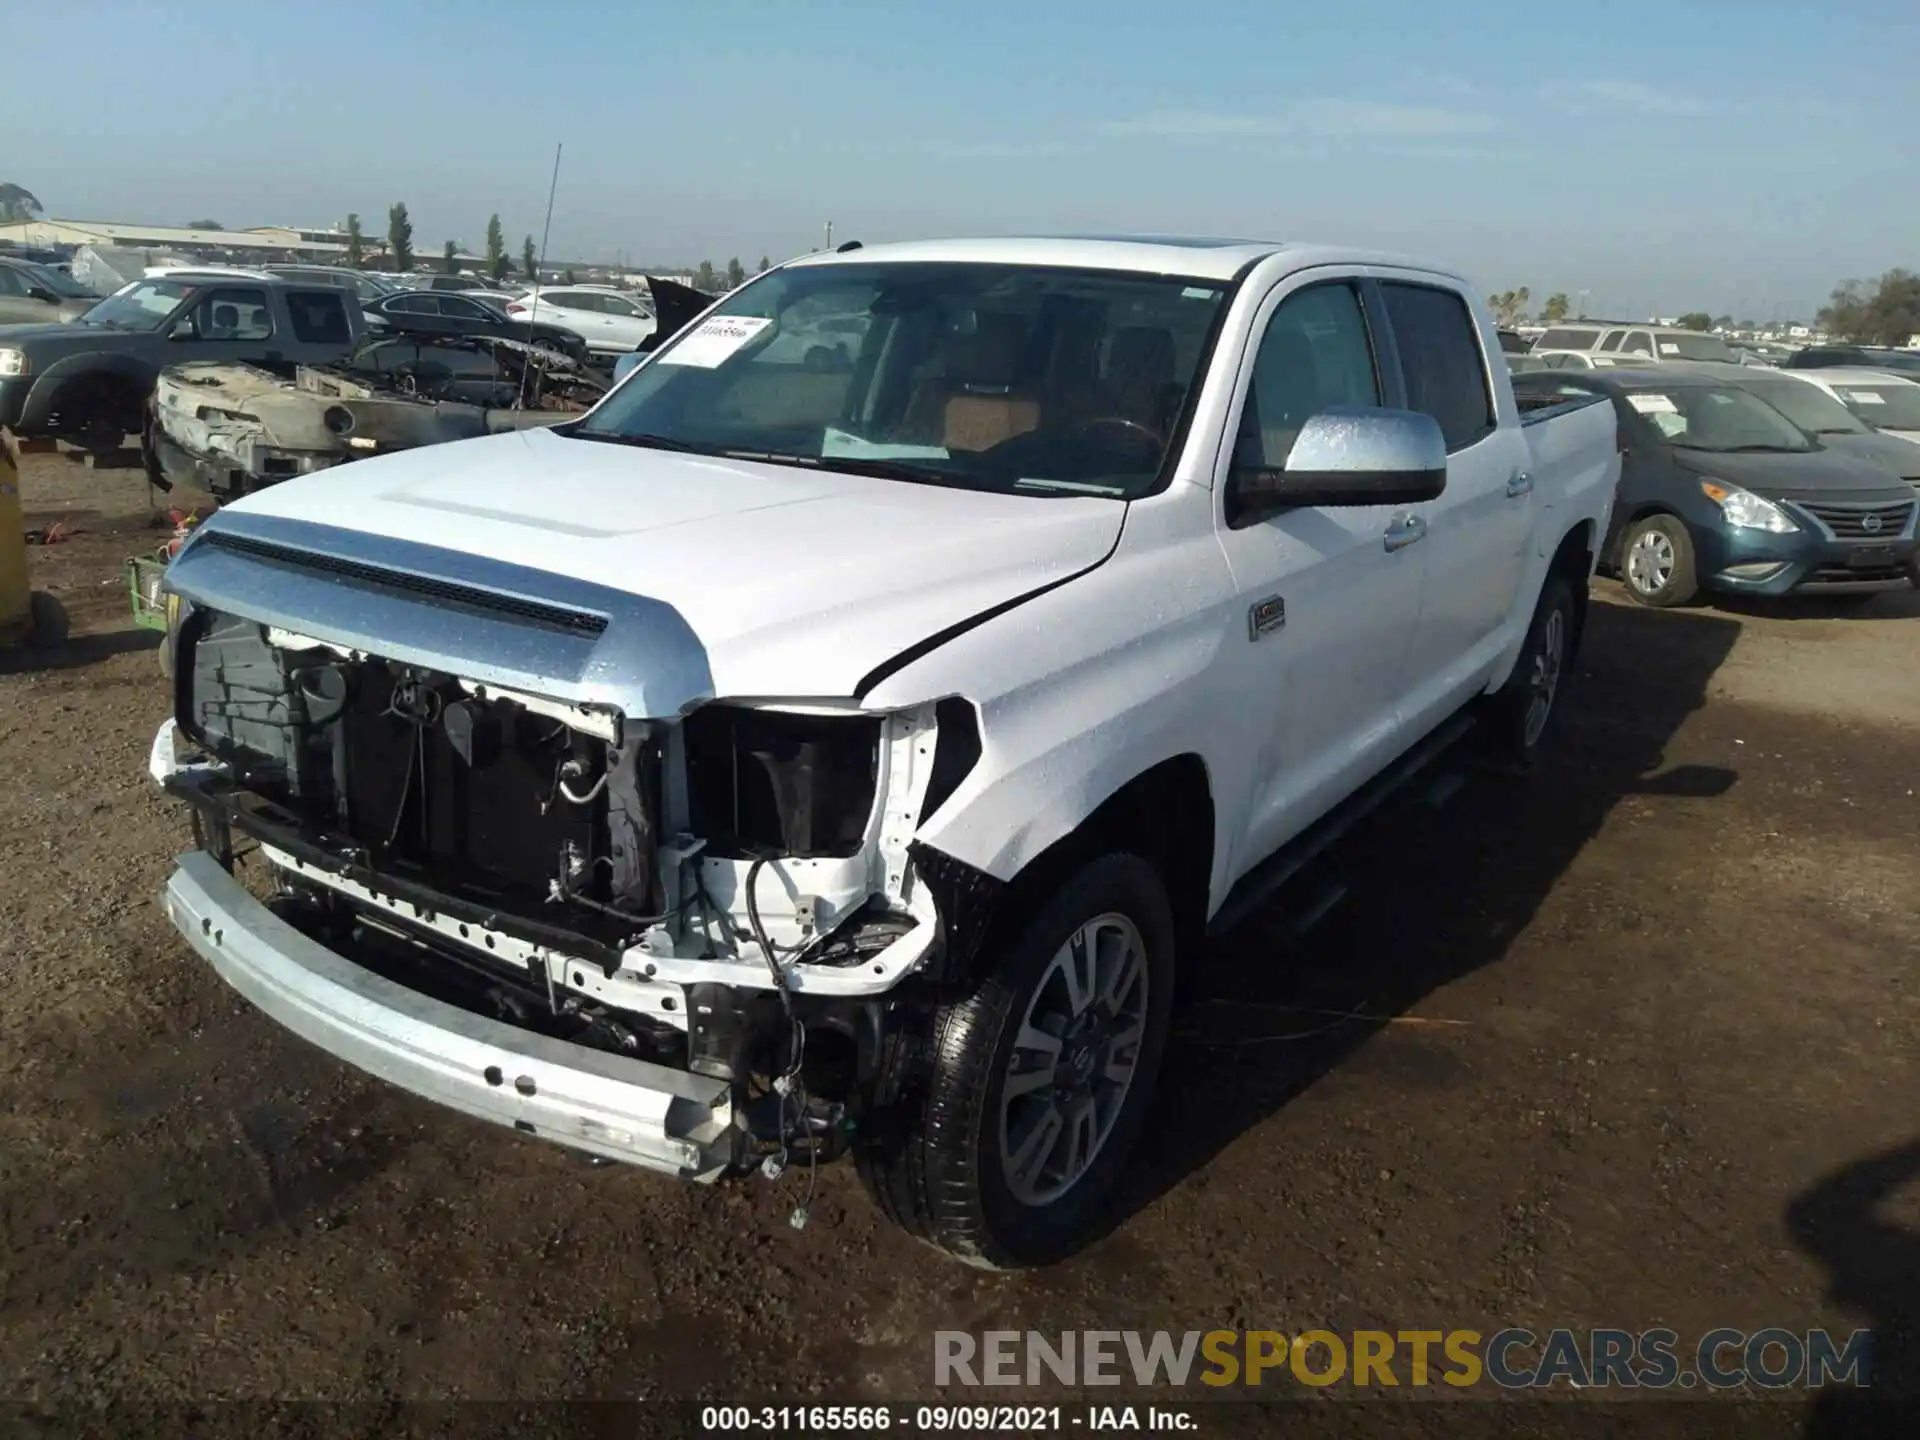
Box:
1619, 515, 1698, 607
1480, 574, 1577, 769
856, 853, 1175, 1268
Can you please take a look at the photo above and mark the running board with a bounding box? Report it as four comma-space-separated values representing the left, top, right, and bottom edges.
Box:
1207, 710, 1477, 939
1288, 875, 1349, 937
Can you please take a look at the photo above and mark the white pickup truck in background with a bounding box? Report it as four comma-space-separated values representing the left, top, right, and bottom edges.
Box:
150, 236, 1619, 1268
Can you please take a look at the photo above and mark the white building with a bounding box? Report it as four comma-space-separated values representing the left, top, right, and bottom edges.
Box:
0, 218, 349, 259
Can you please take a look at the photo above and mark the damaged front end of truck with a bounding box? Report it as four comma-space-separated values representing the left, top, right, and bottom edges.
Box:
150, 512, 998, 1185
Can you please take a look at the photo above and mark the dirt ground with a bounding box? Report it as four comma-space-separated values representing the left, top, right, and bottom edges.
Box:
1, 456, 1914, 1434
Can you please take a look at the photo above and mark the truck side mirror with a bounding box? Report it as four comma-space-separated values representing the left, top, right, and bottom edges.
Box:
1230, 406, 1448, 524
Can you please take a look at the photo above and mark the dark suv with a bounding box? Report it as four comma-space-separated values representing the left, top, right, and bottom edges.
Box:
0, 274, 365, 447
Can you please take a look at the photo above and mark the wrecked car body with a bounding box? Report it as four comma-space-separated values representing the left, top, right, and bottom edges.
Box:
149, 334, 608, 501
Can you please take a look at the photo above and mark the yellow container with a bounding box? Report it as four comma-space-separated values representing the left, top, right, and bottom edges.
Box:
0, 446, 67, 648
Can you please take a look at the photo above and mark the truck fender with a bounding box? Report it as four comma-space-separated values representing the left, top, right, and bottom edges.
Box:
22, 352, 158, 433
913, 649, 1231, 909
1485, 520, 1598, 692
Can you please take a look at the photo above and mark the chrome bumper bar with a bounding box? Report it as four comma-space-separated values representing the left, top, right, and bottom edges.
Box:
162, 850, 735, 1179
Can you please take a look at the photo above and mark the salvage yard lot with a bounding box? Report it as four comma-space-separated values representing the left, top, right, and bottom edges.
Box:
1, 457, 1914, 1424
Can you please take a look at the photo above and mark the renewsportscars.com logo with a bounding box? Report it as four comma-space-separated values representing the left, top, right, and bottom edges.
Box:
933, 1328, 1874, 1391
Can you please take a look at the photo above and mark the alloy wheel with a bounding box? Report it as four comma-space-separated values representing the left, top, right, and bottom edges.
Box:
1523, 607, 1565, 748
1626, 529, 1675, 596
998, 913, 1150, 1207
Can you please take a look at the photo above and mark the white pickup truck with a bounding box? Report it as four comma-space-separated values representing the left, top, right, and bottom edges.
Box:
151, 237, 1619, 1268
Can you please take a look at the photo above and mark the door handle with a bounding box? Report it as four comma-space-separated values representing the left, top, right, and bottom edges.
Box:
1383, 513, 1427, 552
1506, 470, 1534, 498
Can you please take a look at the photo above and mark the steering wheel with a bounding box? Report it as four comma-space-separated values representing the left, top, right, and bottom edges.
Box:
1070, 415, 1165, 450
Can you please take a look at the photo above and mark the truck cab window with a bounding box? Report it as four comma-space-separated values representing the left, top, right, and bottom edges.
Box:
1234, 282, 1379, 472
287, 291, 351, 345
1379, 282, 1494, 451
186, 288, 273, 342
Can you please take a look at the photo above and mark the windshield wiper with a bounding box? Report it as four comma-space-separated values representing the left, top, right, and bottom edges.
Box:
568, 429, 714, 454
724, 449, 982, 489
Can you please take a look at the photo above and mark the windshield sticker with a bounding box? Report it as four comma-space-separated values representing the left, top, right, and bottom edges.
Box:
1843, 389, 1886, 404
1658, 342, 1683, 355
655, 314, 774, 368
1181, 286, 1217, 300
1627, 394, 1679, 415
821, 427, 951, 462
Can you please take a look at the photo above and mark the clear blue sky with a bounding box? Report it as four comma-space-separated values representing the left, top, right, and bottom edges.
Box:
5, 0, 1915, 318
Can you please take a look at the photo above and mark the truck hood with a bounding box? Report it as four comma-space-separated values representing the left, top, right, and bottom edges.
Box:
0, 318, 152, 355
183, 425, 1124, 711
1669, 445, 1916, 503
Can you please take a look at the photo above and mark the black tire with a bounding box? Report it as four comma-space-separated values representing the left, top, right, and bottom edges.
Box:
856, 853, 1176, 1269
1481, 573, 1577, 770
1617, 514, 1698, 607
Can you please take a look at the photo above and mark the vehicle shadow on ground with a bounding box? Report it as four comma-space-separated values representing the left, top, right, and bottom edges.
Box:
0, 626, 160, 676
1709, 588, 1920, 622
1789, 1138, 1918, 1431
1103, 597, 1745, 1238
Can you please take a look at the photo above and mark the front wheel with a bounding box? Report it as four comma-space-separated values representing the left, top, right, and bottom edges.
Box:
857, 853, 1176, 1268
1619, 515, 1699, 607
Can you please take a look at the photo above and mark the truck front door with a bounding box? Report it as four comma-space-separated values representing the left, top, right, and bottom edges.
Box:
1211, 276, 1427, 874
168, 286, 280, 363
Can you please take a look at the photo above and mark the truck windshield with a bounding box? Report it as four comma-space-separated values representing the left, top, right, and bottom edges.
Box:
14, 262, 98, 300
573, 261, 1231, 498
77, 279, 192, 331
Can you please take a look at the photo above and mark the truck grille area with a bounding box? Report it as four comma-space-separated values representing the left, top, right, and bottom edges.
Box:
180, 609, 652, 935
334, 661, 603, 910
1795, 499, 1916, 539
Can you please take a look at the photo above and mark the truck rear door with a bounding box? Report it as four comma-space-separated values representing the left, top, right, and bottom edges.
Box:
1373, 280, 1535, 730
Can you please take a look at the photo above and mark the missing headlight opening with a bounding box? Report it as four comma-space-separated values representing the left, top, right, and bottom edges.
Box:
164, 609, 963, 1170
